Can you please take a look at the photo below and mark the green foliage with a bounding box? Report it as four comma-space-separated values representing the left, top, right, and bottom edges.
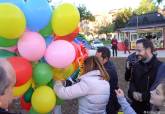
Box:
98, 23, 114, 34
134, 0, 157, 15
77, 5, 95, 21
113, 8, 133, 30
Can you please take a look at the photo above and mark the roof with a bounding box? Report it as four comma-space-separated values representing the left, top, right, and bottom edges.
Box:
125, 12, 165, 30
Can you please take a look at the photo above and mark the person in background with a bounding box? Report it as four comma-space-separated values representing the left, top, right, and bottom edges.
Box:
115, 79, 165, 114
111, 36, 118, 57
124, 37, 131, 54
54, 56, 110, 114
96, 47, 120, 114
0, 59, 16, 114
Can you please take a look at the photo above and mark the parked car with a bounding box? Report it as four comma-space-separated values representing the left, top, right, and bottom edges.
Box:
91, 40, 104, 49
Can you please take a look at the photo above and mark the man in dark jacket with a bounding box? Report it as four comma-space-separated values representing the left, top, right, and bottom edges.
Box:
0, 59, 17, 114
96, 47, 120, 114
128, 38, 162, 114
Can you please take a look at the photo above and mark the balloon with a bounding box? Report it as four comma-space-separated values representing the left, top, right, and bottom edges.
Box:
47, 80, 54, 89
0, 0, 25, 11
73, 60, 79, 70
8, 57, 32, 86
56, 95, 64, 105
24, 0, 52, 31
33, 63, 53, 86
29, 107, 51, 114
13, 79, 32, 97
20, 97, 31, 111
31, 86, 56, 113
71, 42, 81, 60
0, 49, 16, 58
45, 35, 54, 47
24, 87, 34, 103
18, 32, 46, 61
0, 46, 17, 53
45, 40, 76, 68
52, 3, 80, 36
0, 3, 26, 39
53, 64, 74, 80
39, 21, 53, 37
0, 36, 18, 47
55, 27, 79, 42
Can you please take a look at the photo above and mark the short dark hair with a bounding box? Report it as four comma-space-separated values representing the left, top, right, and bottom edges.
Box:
136, 38, 155, 53
97, 47, 110, 59
0, 66, 9, 95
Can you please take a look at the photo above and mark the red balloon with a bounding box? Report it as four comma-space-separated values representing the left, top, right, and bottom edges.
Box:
80, 44, 88, 60
71, 42, 81, 60
8, 57, 32, 86
55, 28, 79, 42
20, 97, 31, 111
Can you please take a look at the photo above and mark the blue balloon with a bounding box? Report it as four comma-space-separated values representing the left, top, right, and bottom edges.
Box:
45, 35, 54, 47
24, 0, 52, 31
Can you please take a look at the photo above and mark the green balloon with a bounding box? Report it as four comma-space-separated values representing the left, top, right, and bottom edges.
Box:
29, 107, 51, 114
33, 63, 53, 86
56, 95, 64, 105
39, 21, 53, 37
24, 87, 34, 103
0, 36, 18, 47
0, 49, 16, 58
47, 80, 54, 89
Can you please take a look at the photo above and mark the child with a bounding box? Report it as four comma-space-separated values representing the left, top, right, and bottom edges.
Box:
116, 79, 165, 114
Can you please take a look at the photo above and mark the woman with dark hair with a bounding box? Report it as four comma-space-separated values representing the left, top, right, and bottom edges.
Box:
54, 56, 110, 114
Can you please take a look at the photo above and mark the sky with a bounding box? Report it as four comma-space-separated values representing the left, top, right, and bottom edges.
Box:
50, 0, 165, 14
51, 0, 140, 14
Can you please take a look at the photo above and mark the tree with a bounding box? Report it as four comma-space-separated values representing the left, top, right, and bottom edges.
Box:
98, 23, 114, 35
113, 8, 133, 30
155, 0, 163, 6
77, 5, 95, 21
134, 0, 157, 15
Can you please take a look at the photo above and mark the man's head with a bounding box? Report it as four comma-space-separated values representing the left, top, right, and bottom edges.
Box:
135, 38, 154, 61
0, 59, 16, 109
96, 47, 110, 64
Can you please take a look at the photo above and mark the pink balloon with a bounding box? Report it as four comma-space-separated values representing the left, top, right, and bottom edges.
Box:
45, 40, 76, 68
18, 32, 46, 61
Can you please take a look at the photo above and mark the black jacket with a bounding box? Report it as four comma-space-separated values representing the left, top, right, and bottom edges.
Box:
0, 108, 17, 114
105, 61, 120, 114
128, 55, 162, 113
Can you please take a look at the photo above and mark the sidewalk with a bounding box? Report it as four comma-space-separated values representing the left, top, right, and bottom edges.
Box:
88, 49, 165, 58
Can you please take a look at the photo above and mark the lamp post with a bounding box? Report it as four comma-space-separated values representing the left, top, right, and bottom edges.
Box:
136, 15, 139, 39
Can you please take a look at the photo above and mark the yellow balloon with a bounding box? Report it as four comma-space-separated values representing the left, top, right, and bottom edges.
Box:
0, 3, 26, 39
53, 64, 74, 80
52, 3, 80, 36
13, 79, 32, 97
32, 86, 56, 113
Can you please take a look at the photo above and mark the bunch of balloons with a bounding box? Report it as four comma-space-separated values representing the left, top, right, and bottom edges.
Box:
0, 0, 88, 114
